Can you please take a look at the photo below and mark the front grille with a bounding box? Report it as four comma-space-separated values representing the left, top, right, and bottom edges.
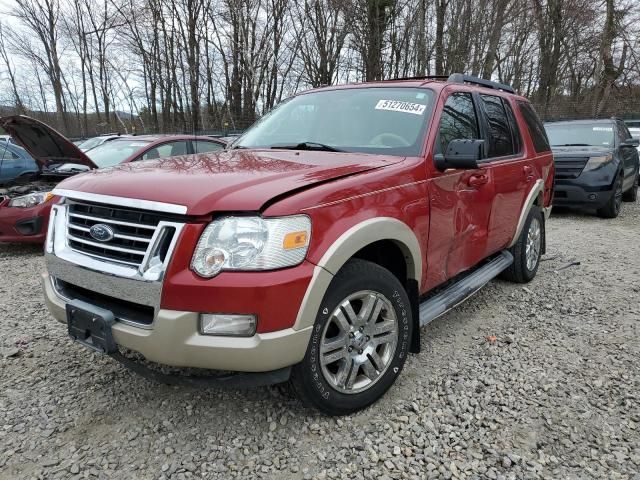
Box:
554, 157, 588, 179
66, 199, 180, 267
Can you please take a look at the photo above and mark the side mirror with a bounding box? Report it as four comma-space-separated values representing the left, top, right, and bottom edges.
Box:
622, 138, 640, 148
434, 139, 485, 171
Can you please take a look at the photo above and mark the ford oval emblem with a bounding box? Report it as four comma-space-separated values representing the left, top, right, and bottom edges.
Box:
89, 224, 115, 242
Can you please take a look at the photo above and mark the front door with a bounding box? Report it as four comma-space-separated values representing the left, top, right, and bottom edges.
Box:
426, 90, 495, 289
616, 120, 639, 191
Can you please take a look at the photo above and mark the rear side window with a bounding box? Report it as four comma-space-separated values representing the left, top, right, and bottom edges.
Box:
437, 92, 480, 153
141, 141, 188, 160
518, 101, 550, 153
503, 100, 522, 154
481, 95, 514, 157
1, 149, 21, 160
193, 140, 224, 154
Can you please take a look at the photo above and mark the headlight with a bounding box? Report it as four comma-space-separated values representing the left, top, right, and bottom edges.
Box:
7, 191, 54, 208
191, 215, 311, 278
583, 154, 613, 172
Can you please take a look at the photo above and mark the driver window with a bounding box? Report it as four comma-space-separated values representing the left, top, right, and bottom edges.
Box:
437, 93, 479, 153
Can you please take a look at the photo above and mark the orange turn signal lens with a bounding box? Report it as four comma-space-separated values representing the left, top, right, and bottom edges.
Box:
283, 231, 308, 250
45, 192, 54, 202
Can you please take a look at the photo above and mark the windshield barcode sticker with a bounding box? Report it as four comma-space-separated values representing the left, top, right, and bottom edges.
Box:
375, 100, 426, 115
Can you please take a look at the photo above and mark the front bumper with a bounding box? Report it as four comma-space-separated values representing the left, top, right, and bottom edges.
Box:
43, 273, 312, 372
0, 199, 51, 243
552, 159, 619, 209
552, 182, 615, 209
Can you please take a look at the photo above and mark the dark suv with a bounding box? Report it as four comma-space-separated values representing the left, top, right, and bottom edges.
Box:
545, 119, 639, 218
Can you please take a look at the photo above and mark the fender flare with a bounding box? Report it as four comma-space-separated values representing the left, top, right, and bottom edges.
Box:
293, 217, 422, 331
509, 179, 545, 248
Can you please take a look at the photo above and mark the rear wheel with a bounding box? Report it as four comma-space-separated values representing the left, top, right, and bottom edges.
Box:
622, 171, 638, 202
597, 174, 623, 218
291, 259, 412, 416
501, 206, 542, 283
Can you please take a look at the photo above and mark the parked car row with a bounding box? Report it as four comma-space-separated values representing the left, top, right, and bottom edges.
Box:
0, 74, 637, 416
0, 116, 225, 242
544, 118, 639, 218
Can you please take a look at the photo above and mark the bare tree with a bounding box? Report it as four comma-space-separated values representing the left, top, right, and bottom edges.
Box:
10, 0, 69, 131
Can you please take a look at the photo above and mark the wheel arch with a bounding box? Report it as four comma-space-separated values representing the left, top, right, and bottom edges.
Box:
293, 218, 422, 342
509, 179, 545, 248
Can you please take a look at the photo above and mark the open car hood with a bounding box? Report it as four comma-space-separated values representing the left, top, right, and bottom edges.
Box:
0, 115, 98, 170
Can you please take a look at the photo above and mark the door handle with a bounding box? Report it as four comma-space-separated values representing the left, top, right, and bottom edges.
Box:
468, 174, 488, 187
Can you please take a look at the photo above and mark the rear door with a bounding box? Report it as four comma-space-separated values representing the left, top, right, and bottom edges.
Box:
477, 94, 532, 253
426, 89, 495, 286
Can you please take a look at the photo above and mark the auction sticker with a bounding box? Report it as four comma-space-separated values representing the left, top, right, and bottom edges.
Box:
375, 100, 426, 115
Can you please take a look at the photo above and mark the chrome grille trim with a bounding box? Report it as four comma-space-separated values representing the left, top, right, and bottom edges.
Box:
68, 212, 157, 230
64, 199, 182, 268
67, 233, 148, 255
68, 223, 152, 243
53, 188, 188, 214
47, 201, 185, 284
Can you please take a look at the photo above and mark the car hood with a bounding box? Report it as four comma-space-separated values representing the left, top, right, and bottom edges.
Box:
53, 149, 403, 215
0, 115, 98, 169
551, 145, 612, 157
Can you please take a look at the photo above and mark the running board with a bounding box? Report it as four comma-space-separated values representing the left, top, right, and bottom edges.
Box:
419, 251, 514, 327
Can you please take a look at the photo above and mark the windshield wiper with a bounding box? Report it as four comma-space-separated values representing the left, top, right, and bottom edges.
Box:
270, 142, 344, 152
552, 143, 592, 147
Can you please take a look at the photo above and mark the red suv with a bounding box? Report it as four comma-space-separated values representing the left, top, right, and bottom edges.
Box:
41, 74, 554, 415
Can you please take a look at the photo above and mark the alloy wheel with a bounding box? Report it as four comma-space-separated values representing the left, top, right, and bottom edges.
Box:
525, 217, 541, 271
614, 177, 623, 213
319, 290, 398, 394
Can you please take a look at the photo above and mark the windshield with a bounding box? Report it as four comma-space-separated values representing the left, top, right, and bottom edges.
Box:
545, 123, 615, 147
86, 139, 150, 168
78, 137, 106, 152
236, 87, 434, 156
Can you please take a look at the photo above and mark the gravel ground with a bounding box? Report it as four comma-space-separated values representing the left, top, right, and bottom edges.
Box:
1, 201, 639, 480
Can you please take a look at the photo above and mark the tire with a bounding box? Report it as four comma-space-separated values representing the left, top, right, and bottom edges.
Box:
622, 171, 638, 202
290, 259, 412, 416
501, 205, 543, 284
597, 174, 623, 218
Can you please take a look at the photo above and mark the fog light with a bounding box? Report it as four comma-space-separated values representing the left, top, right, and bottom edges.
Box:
199, 314, 256, 336
588, 193, 597, 200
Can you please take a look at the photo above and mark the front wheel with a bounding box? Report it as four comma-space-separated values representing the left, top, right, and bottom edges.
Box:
501, 206, 543, 283
291, 259, 412, 416
597, 175, 623, 218
622, 172, 638, 202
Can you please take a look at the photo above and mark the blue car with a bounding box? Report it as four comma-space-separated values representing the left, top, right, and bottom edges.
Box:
0, 143, 38, 185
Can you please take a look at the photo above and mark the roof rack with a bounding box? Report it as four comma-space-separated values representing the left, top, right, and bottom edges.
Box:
447, 73, 515, 93
389, 75, 450, 81
387, 73, 516, 93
